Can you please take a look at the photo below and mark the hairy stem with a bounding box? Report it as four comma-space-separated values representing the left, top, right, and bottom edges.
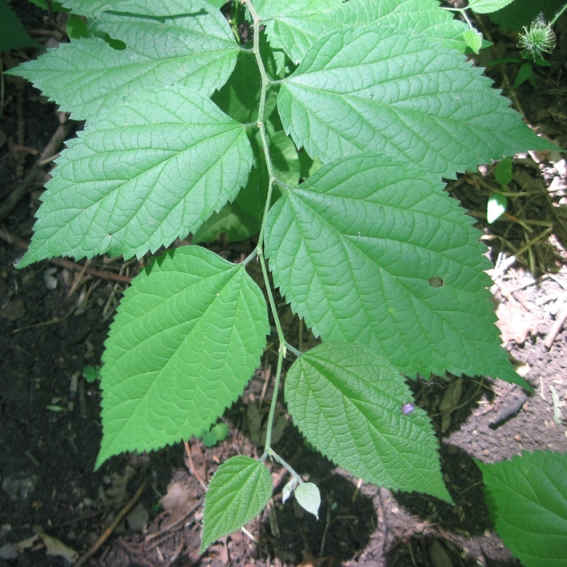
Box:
550, 3, 567, 26
243, 0, 292, 456
261, 341, 285, 457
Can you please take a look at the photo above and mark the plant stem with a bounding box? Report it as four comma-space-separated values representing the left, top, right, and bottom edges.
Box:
243, 0, 292, 457
244, 0, 277, 253
265, 448, 304, 485
550, 3, 567, 26
261, 341, 285, 457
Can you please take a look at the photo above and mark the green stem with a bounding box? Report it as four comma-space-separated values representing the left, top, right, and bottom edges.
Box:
550, 3, 567, 26
244, 0, 278, 252
258, 249, 286, 344
265, 448, 304, 485
260, 341, 285, 458
442, 6, 475, 31
243, 0, 294, 458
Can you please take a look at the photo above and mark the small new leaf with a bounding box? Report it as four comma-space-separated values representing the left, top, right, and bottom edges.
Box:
477, 450, 567, 567
95, 246, 269, 468
463, 30, 483, 54
487, 193, 508, 223
285, 343, 452, 502
295, 483, 321, 519
202, 456, 272, 551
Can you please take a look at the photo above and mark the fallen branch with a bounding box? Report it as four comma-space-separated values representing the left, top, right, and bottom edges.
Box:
75, 480, 147, 567
0, 113, 77, 222
544, 296, 567, 349
0, 227, 132, 284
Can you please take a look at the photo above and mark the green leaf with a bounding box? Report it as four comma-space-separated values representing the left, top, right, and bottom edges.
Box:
212, 34, 279, 123
265, 154, 528, 388
58, 0, 224, 18
28, 0, 66, 11
494, 156, 513, 185
202, 431, 218, 447
9, 1, 237, 120
202, 455, 272, 551
270, 131, 300, 185
254, 0, 342, 20
0, 0, 40, 52
261, 0, 471, 65
278, 26, 554, 178
192, 133, 267, 245
512, 62, 533, 89
286, 344, 452, 501
95, 246, 269, 468
294, 482, 321, 519
477, 450, 567, 567
18, 86, 252, 266
66, 15, 89, 39
463, 30, 483, 54
468, 0, 516, 14
487, 193, 508, 223
211, 422, 229, 442
488, 0, 565, 31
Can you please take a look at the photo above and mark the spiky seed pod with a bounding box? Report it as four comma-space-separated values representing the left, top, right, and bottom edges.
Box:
518, 20, 556, 60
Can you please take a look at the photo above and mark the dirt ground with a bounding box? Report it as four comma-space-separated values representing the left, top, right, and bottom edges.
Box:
1, 2, 567, 567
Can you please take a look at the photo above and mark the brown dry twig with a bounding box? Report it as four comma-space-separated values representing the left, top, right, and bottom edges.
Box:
183, 440, 208, 492
0, 114, 77, 222
0, 227, 132, 284
75, 480, 147, 567
544, 295, 567, 348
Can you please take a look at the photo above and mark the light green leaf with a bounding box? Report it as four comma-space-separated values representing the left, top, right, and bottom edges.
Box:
202, 455, 272, 551
18, 86, 252, 266
212, 34, 279, 123
286, 344, 452, 502
261, 0, 470, 65
278, 26, 554, 178
58, 0, 224, 19
95, 246, 269, 468
469, 0, 516, 14
295, 483, 321, 519
202, 431, 218, 447
477, 450, 567, 567
487, 193, 508, 223
463, 30, 483, 54
28, 0, 66, 11
9, 1, 237, 120
512, 62, 533, 89
282, 477, 298, 503
192, 133, 267, 245
265, 154, 528, 388
254, 0, 342, 20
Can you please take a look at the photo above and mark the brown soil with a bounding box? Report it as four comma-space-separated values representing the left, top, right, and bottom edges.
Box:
1, 2, 566, 567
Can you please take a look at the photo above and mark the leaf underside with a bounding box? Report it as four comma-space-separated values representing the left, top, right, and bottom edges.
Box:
95, 246, 269, 468
278, 25, 553, 177
260, 0, 471, 65
286, 343, 452, 502
10, 0, 237, 120
477, 451, 567, 567
201, 455, 272, 551
18, 87, 253, 266
266, 154, 527, 387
